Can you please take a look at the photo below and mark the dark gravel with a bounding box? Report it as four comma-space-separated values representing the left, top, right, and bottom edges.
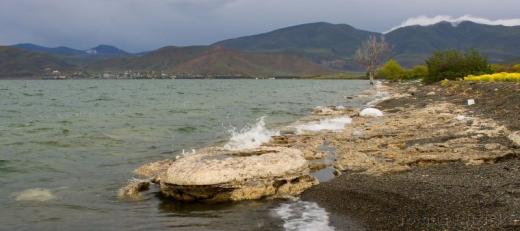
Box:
302, 81, 520, 230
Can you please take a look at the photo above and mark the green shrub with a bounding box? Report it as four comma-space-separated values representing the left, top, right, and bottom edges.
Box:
424, 49, 491, 83
406, 65, 428, 79
377, 59, 406, 80
490, 64, 510, 73
377, 60, 428, 81
513, 64, 520, 73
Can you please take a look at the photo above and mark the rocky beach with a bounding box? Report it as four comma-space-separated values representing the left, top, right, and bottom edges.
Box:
302, 81, 520, 230
128, 80, 520, 230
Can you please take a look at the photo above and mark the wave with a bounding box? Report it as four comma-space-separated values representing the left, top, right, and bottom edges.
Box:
273, 200, 335, 231
292, 117, 352, 135
224, 117, 279, 151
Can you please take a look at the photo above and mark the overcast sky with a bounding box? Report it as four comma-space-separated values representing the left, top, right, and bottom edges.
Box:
1, 0, 519, 52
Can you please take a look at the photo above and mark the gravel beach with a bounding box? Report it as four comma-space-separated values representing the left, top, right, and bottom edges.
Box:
302, 81, 520, 230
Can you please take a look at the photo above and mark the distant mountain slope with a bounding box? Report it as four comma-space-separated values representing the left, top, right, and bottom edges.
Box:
173, 46, 331, 76
215, 22, 378, 64
5, 21, 520, 76
0, 46, 75, 77
91, 46, 332, 77
386, 21, 520, 66
85, 45, 129, 56
14, 43, 131, 57
88, 46, 208, 71
216, 21, 520, 68
14, 43, 84, 56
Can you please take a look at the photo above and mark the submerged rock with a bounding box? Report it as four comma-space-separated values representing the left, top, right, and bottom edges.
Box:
159, 147, 317, 202
14, 188, 55, 202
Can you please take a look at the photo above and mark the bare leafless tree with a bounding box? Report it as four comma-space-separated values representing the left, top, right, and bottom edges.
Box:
355, 35, 391, 85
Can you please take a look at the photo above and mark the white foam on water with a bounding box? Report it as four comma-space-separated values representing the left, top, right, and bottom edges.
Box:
224, 117, 279, 150
293, 116, 352, 135
273, 200, 335, 231
14, 188, 55, 202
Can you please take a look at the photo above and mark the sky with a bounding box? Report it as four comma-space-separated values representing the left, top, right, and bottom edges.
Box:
1, 0, 520, 52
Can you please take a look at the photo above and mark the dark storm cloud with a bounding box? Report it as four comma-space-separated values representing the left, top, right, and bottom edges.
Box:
1, 0, 519, 52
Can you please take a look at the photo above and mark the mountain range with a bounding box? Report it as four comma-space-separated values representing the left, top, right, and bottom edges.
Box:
2, 21, 520, 78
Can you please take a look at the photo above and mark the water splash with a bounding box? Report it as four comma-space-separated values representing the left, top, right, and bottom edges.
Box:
224, 117, 279, 150
273, 200, 335, 231
293, 117, 352, 134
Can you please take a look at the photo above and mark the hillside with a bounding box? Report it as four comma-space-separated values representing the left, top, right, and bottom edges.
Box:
4, 21, 520, 76
0, 46, 75, 78
172, 46, 331, 76
215, 22, 378, 69
14, 43, 131, 57
14, 43, 85, 56
91, 46, 331, 77
87, 46, 207, 71
216, 21, 520, 68
386, 21, 520, 66
85, 45, 129, 56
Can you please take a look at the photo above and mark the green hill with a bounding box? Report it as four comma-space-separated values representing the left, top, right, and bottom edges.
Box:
386, 21, 520, 66
215, 22, 378, 69
216, 21, 520, 68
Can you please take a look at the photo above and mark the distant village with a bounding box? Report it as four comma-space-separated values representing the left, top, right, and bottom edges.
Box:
42, 68, 291, 79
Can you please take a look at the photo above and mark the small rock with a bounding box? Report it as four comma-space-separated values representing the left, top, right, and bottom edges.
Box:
484, 143, 502, 150
508, 131, 520, 147
407, 87, 418, 94
360, 108, 384, 117
426, 91, 436, 96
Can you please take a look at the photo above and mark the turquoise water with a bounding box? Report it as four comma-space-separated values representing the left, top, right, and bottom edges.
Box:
0, 79, 368, 230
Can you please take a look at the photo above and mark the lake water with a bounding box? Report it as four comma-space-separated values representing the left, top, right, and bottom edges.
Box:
0, 79, 369, 230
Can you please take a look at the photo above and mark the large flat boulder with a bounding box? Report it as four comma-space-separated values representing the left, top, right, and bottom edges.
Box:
159, 147, 317, 202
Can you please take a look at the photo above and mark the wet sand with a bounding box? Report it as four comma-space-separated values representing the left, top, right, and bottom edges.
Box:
302, 81, 520, 230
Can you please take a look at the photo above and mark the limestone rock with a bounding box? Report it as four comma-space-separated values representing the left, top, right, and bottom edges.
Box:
509, 131, 520, 147
134, 159, 174, 179
160, 147, 317, 202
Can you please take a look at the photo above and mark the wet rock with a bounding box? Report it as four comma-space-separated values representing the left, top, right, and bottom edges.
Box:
118, 179, 151, 200
159, 147, 317, 202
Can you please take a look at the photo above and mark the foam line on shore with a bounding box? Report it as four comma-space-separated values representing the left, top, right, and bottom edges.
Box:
273, 200, 335, 231
292, 116, 352, 134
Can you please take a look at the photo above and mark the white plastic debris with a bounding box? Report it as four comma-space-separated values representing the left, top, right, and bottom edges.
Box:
360, 108, 384, 117
467, 99, 475, 106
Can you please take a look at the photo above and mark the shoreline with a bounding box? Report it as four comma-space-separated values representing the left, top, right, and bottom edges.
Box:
128, 80, 519, 229
301, 81, 520, 230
